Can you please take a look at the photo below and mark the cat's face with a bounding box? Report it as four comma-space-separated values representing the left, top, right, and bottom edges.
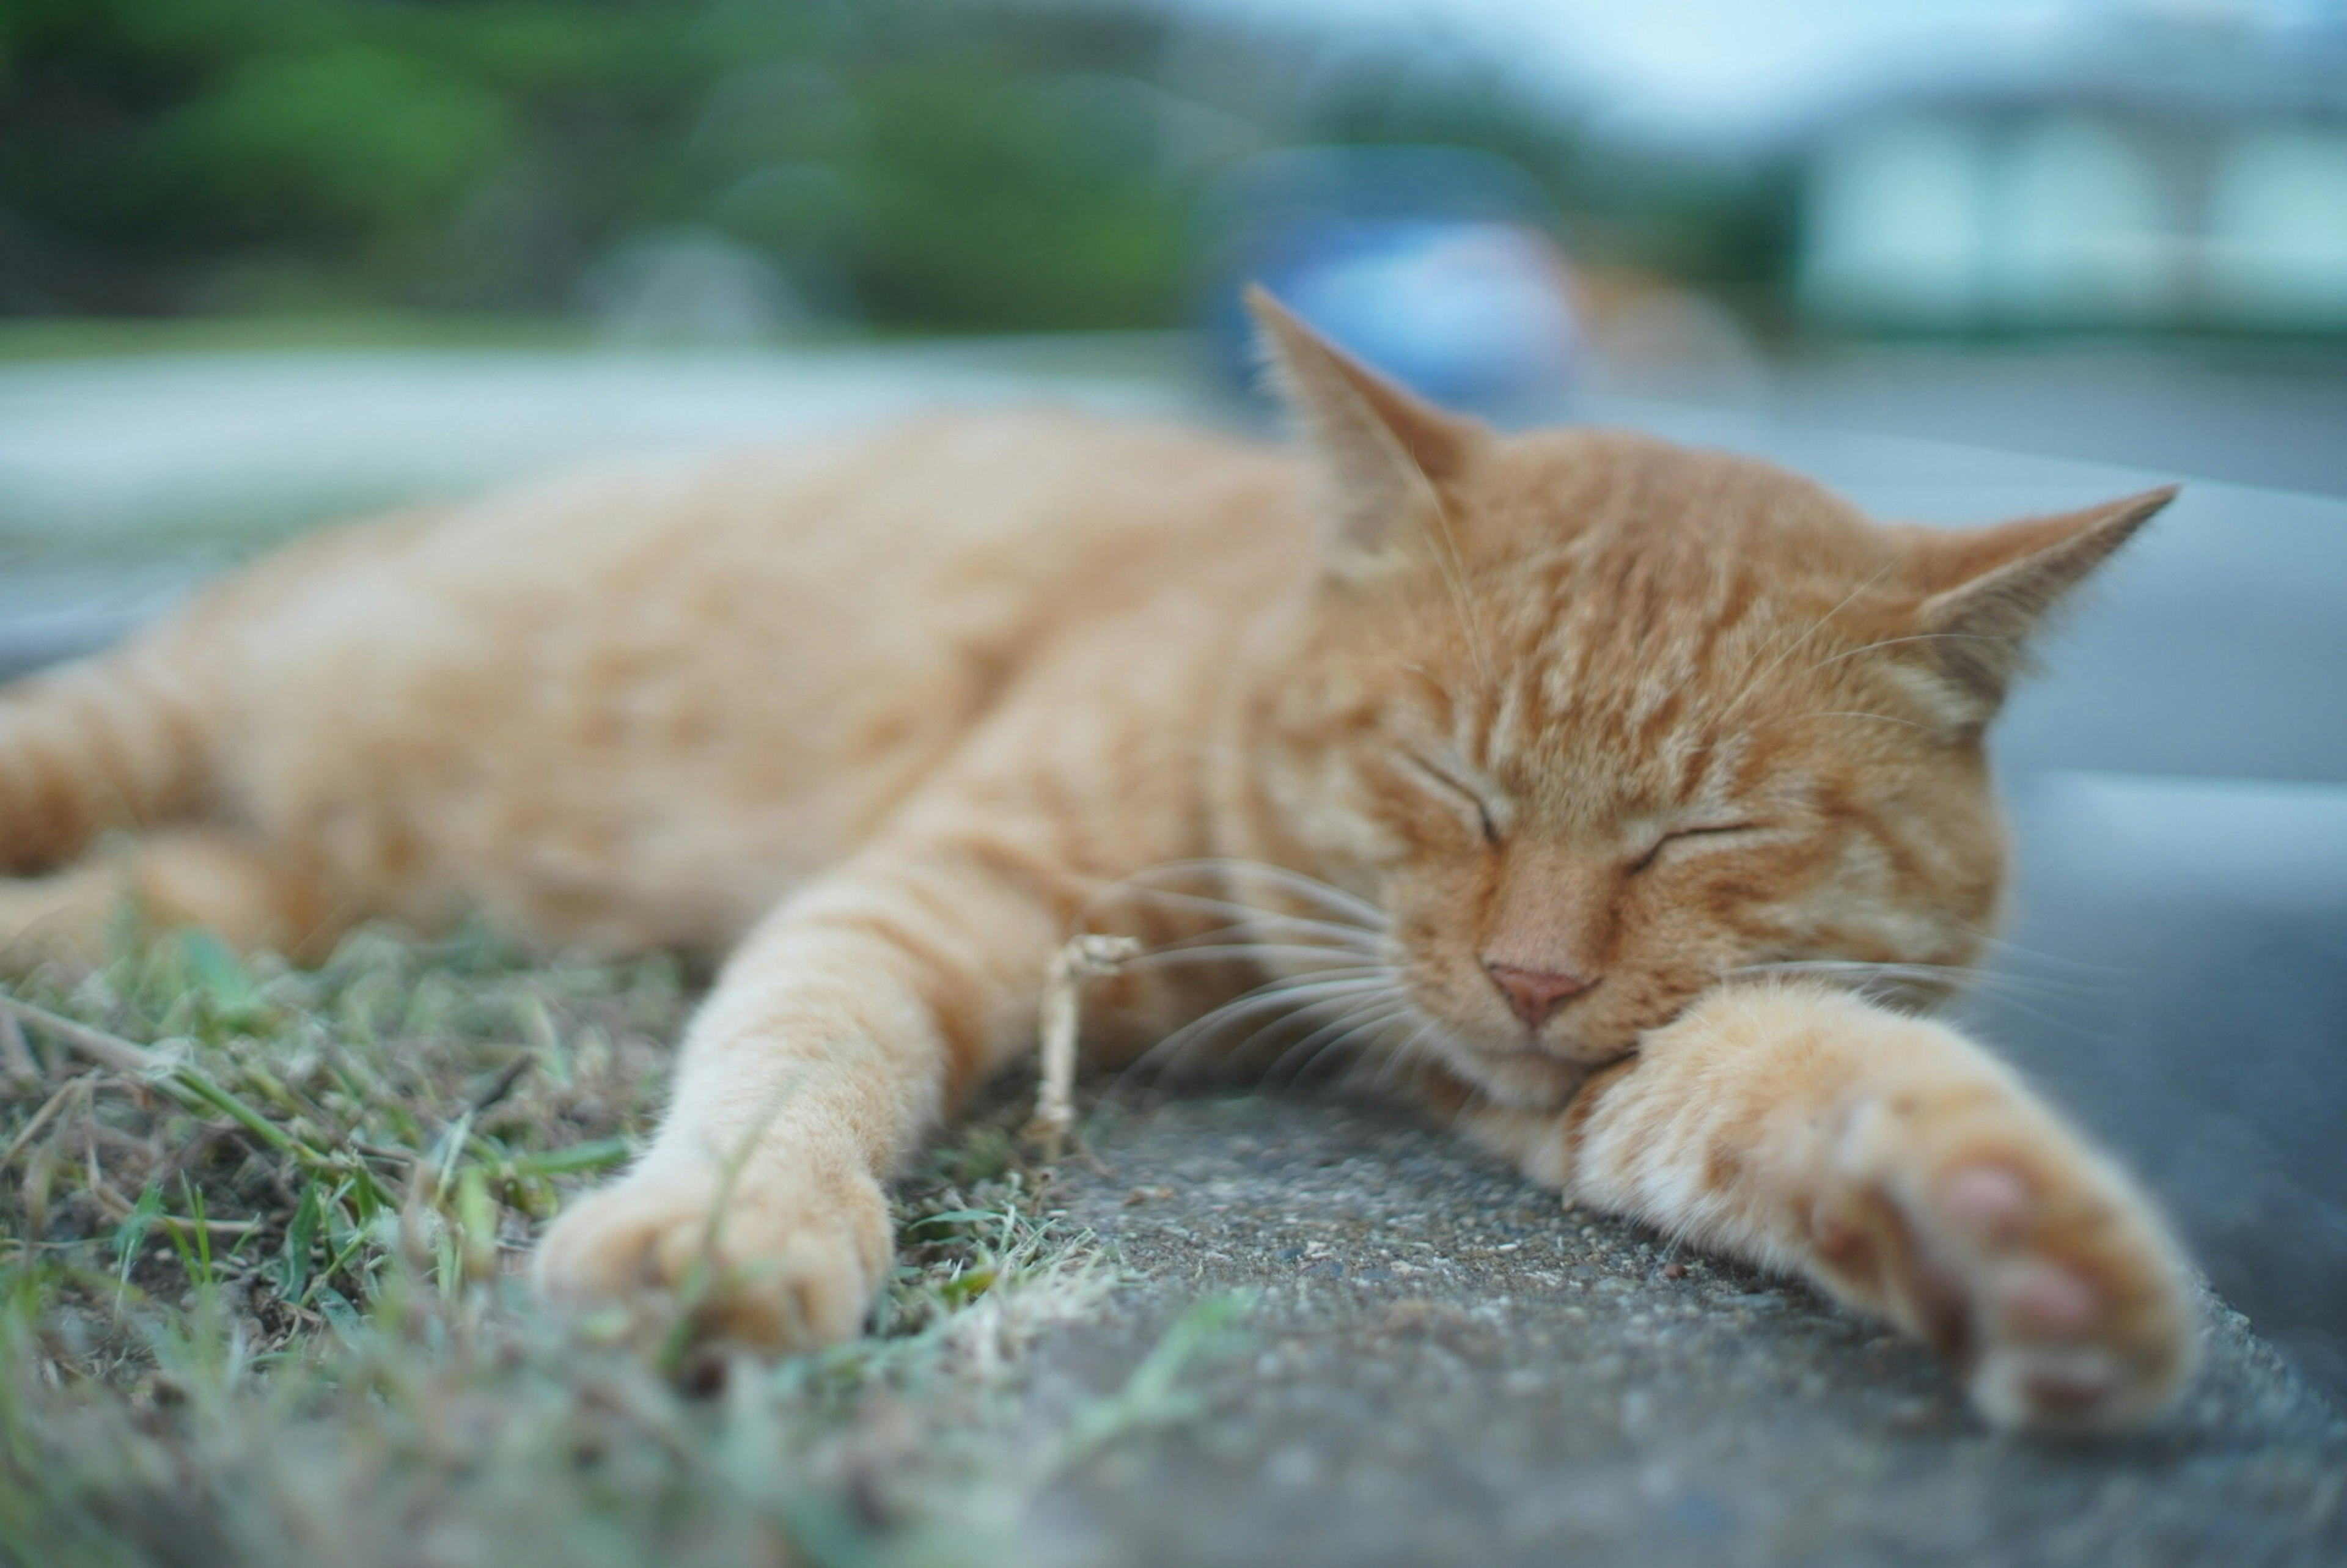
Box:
1255, 433, 2011, 1108
1240, 291, 2168, 1109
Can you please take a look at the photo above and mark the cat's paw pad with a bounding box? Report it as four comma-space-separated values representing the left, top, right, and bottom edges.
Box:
1820, 1134, 2197, 1432
1924, 1154, 2195, 1431
533, 1163, 892, 1350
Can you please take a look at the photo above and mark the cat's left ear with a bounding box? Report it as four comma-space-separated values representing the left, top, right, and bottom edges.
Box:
1905, 485, 2178, 720
1246, 285, 1486, 577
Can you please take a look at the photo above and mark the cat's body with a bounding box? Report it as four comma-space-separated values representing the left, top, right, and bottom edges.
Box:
0, 298, 2196, 1430
0, 414, 1294, 967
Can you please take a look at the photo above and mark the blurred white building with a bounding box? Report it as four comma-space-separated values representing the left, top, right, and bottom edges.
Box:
1794, 14, 2347, 332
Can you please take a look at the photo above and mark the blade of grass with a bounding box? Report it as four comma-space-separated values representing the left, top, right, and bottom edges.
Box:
0, 992, 396, 1213
278, 1179, 325, 1300
1, 1077, 83, 1170
167, 1176, 216, 1288
492, 1138, 633, 1179
113, 1184, 165, 1299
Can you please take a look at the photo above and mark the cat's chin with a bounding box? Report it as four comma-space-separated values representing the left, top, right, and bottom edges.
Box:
1449, 1048, 1590, 1112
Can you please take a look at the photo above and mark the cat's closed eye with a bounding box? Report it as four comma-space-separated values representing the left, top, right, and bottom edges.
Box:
1396, 753, 1502, 845
1627, 822, 1760, 876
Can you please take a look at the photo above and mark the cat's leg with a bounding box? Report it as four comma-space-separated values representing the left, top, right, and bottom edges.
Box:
0, 830, 343, 973
533, 829, 1070, 1347
1461, 982, 2196, 1431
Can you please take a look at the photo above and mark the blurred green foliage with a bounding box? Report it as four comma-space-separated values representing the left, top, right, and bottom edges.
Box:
0, 0, 1783, 332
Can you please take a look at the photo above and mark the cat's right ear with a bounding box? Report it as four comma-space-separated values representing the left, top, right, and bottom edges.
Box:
1903, 485, 2177, 723
1246, 285, 1485, 579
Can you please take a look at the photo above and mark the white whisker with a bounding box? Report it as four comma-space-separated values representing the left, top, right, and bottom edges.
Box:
1799, 629, 1999, 679
1144, 918, 1384, 956
1954, 926, 2130, 976
1130, 973, 1398, 1083
1121, 943, 1387, 975
1210, 990, 1394, 1081
1260, 994, 1414, 1086
1794, 709, 1941, 733
1094, 882, 1387, 951
1723, 959, 2109, 1018
1111, 858, 1388, 927
1422, 480, 1497, 691
1359, 1014, 1447, 1095
1714, 562, 1897, 726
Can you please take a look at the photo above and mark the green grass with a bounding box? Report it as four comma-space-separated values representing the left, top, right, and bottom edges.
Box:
0, 923, 1230, 1567
0, 315, 601, 363
0, 312, 1183, 365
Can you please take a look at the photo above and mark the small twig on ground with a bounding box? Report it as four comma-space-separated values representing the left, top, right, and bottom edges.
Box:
1024, 934, 1141, 1164
160, 1214, 265, 1237
2, 1077, 85, 1170
85, 1173, 138, 1223
0, 1006, 39, 1089
470, 1053, 534, 1114
0, 994, 161, 1079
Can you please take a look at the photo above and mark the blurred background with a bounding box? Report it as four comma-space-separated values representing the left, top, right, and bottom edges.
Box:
1, 0, 2343, 1398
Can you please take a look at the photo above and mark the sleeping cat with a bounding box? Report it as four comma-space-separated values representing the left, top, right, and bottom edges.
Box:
0, 292, 2193, 1431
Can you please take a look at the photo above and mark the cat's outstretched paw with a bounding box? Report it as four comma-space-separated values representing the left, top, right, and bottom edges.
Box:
533, 1159, 892, 1350
1815, 1098, 2198, 1432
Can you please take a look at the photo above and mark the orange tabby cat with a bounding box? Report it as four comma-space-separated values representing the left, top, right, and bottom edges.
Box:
0, 293, 2193, 1430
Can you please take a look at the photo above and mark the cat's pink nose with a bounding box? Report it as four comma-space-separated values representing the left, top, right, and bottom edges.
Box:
1484, 961, 1594, 1028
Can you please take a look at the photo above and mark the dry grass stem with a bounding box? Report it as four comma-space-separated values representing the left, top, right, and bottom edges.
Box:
1024, 934, 1142, 1163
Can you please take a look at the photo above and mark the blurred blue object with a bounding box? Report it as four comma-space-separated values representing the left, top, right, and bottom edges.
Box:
1199, 147, 1585, 413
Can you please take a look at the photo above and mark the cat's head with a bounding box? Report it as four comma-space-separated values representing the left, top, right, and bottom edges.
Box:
1236, 289, 2172, 1110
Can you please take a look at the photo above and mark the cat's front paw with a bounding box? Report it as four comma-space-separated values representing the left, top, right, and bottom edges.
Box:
1817, 1096, 2198, 1432
533, 1157, 892, 1350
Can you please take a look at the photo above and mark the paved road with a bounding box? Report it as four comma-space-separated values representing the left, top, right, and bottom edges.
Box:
1, 337, 2341, 1399
1034, 1095, 2347, 1567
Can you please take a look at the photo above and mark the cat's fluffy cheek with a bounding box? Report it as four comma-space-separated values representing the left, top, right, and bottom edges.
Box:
533, 1161, 892, 1349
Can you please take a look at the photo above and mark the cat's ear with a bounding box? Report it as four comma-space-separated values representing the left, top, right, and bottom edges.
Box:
1906, 485, 2176, 719
1246, 285, 1484, 577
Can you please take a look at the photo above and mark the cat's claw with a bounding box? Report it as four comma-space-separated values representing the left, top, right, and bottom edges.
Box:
1819, 1114, 2198, 1433
534, 1162, 892, 1350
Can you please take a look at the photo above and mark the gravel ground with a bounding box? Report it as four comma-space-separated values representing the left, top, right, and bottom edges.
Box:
1028, 1093, 2347, 1568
